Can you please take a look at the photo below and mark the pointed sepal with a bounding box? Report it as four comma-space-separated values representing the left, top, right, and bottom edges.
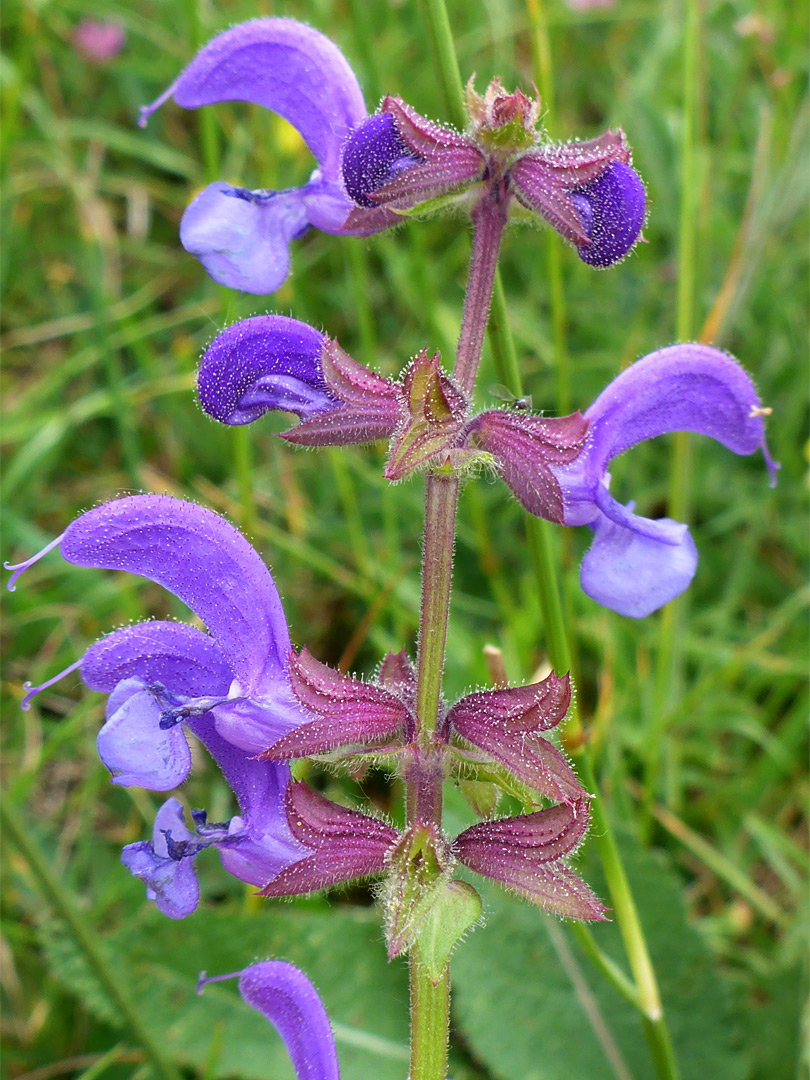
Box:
384, 350, 468, 480
446, 672, 585, 803
280, 338, 402, 447
383, 823, 455, 960
263, 648, 412, 759
259, 782, 399, 896
471, 409, 589, 523
454, 801, 607, 920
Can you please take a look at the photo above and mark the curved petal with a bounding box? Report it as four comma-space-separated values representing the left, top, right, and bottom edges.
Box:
122, 798, 199, 919
139, 19, 366, 178
187, 720, 305, 885
197, 315, 334, 426
180, 183, 308, 295
555, 344, 777, 524
580, 499, 698, 617
570, 161, 645, 267
584, 344, 774, 464
198, 962, 339, 1080
59, 495, 291, 695
97, 679, 192, 790
81, 621, 232, 696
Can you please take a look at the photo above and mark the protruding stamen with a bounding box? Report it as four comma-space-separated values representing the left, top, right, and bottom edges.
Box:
762, 441, 780, 489
5, 534, 65, 592
196, 970, 240, 995
21, 658, 83, 711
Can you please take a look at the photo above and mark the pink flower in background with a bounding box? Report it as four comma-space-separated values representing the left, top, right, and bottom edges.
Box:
73, 20, 125, 64
564, 0, 615, 10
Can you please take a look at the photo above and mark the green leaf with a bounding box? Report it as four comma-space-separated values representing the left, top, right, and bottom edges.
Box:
452, 834, 750, 1080
415, 880, 482, 983
40, 905, 409, 1080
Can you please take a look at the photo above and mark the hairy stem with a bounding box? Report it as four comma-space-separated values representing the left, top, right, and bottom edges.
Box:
407, 197, 505, 1080
454, 198, 508, 396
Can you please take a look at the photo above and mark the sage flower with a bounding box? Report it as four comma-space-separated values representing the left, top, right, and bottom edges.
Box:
139, 19, 369, 294
552, 345, 776, 616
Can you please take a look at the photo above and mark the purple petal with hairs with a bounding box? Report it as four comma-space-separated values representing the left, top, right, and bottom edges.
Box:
570, 161, 645, 267
198, 962, 339, 1080
197, 315, 334, 426
342, 112, 422, 207
139, 19, 365, 177
59, 495, 292, 695
81, 621, 232, 696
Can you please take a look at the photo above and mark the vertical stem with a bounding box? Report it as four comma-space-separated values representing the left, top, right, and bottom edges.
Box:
414, 473, 460, 744
409, 949, 451, 1080
407, 201, 506, 1080
454, 198, 508, 396
647, 0, 701, 821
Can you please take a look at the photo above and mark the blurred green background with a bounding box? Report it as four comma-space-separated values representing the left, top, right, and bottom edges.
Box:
2, 0, 807, 1078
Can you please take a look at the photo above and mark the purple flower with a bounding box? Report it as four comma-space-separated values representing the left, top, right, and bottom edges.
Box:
197, 315, 335, 425
198, 962, 339, 1080
5, 494, 316, 914
569, 161, 646, 267
121, 737, 304, 919
345, 92, 645, 267
550, 344, 778, 617
197, 316, 403, 444
8, 494, 309, 751
139, 19, 368, 294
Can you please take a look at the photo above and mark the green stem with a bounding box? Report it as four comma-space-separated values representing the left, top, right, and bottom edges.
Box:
2, 798, 182, 1080
527, 0, 569, 412
409, 947, 451, 1080
417, 0, 467, 129
487, 248, 681, 1080
413, 473, 460, 746
647, 0, 701, 822
407, 194, 507, 1080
